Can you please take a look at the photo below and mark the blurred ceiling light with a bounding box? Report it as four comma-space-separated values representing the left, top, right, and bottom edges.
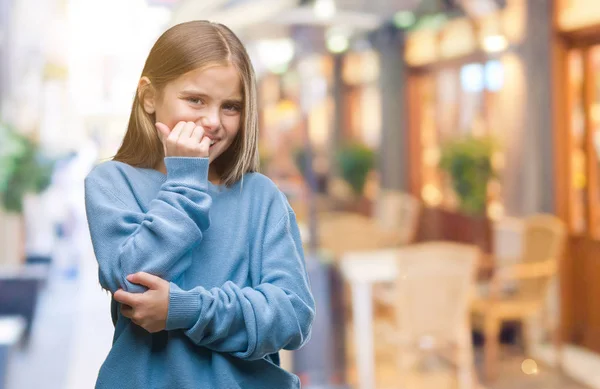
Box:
393, 11, 416, 29
256, 39, 295, 74
482, 34, 508, 53
327, 34, 349, 54
326, 26, 351, 54
314, 0, 336, 21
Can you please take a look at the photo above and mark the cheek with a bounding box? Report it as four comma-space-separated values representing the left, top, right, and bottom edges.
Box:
155, 101, 200, 128
222, 116, 241, 139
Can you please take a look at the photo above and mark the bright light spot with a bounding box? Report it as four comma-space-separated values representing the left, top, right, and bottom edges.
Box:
327, 35, 349, 54
314, 0, 336, 20
422, 184, 442, 207
256, 39, 295, 74
460, 63, 484, 93
485, 60, 504, 91
393, 11, 416, 29
488, 201, 505, 220
483, 34, 508, 53
521, 359, 538, 375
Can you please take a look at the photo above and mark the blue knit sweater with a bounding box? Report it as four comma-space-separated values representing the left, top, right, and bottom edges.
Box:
84, 157, 315, 389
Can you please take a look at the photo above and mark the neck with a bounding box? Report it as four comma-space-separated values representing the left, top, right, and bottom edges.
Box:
155, 160, 221, 185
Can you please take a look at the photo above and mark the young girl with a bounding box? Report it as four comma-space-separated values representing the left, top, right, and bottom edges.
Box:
84, 21, 315, 389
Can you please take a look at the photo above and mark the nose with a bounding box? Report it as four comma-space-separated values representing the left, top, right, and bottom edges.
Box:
198, 109, 220, 132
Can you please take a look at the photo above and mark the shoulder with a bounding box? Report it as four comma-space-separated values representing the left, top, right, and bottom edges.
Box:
242, 172, 279, 193
243, 173, 288, 202
84, 160, 148, 203
241, 172, 293, 219
85, 160, 140, 187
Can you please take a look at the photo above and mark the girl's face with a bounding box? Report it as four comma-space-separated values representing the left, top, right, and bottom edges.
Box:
145, 64, 243, 164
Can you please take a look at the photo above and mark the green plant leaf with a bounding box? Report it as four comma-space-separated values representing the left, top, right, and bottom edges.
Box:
0, 123, 56, 213
336, 143, 375, 196
439, 135, 498, 215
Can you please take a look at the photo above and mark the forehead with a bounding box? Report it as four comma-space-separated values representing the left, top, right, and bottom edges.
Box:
172, 64, 242, 98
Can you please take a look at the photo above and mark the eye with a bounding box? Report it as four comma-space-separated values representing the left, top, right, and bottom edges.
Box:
186, 97, 204, 105
222, 103, 242, 113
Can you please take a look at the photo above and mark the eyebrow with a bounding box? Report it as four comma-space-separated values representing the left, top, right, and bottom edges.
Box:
180, 90, 243, 103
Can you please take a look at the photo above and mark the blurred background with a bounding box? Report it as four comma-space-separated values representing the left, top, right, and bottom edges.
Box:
0, 0, 599, 388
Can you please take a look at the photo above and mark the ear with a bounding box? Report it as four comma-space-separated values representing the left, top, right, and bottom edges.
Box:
138, 76, 156, 115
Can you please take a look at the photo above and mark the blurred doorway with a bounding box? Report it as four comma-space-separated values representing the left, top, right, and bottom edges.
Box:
557, 27, 600, 355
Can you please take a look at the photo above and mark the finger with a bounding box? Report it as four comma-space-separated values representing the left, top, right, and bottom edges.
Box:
167, 121, 186, 143
114, 289, 138, 307
120, 304, 133, 318
127, 272, 163, 290
180, 121, 196, 140
198, 136, 212, 157
165, 121, 186, 156
190, 125, 205, 143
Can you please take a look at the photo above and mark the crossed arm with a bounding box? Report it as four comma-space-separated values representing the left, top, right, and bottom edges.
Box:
86, 163, 315, 360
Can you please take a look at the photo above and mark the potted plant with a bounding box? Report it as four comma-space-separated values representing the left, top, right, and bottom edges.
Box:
336, 143, 375, 215
439, 135, 497, 216
0, 122, 55, 266
437, 135, 498, 251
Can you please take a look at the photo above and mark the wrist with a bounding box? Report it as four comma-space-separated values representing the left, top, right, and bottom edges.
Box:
166, 283, 201, 330
164, 157, 209, 189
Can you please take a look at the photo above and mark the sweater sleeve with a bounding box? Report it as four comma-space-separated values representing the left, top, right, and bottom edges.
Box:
84, 157, 212, 294
165, 209, 315, 361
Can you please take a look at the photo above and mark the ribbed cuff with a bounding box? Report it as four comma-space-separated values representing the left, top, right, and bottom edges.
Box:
164, 157, 209, 190
166, 282, 201, 330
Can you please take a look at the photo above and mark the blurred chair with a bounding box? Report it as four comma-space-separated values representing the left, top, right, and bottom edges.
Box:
371, 191, 421, 318
389, 242, 480, 389
491, 217, 524, 267
471, 214, 567, 381
373, 190, 421, 246
315, 212, 401, 258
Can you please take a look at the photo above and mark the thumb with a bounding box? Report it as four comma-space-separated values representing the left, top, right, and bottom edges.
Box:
127, 272, 162, 289
155, 122, 171, 139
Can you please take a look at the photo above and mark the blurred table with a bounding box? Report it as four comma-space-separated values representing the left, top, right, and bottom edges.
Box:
339, 247, 494, 389
340, 250, 398, 389
298, 213, 402, 259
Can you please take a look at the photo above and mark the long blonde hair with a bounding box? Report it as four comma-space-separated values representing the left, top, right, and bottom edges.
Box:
113, 21, 259, 186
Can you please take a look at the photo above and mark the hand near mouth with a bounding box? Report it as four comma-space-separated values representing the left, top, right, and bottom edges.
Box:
156, 121, 212, 159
